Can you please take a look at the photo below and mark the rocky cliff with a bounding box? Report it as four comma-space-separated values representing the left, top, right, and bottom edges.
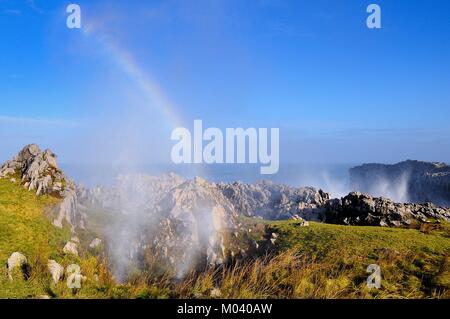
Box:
217, 180, 329, 221
349, 160, 450, 205
325, 192, 450, 227
83, 174, 328, 278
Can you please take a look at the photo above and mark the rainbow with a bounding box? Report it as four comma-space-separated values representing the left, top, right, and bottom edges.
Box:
81, 23, 184, 129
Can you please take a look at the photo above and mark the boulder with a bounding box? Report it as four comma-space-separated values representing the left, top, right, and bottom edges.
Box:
291, 215, 309, 226
7, 252, 30, 280
63, 242, 78, 256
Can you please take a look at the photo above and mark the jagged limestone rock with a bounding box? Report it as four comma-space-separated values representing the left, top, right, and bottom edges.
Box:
325, 192, 450, 226
217, 180, 329, 220
81, 173, 332, 278
0, 144, 85, 233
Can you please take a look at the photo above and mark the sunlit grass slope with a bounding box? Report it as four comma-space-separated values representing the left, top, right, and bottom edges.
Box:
0, 179, 114, 298
223, 219, 450, 298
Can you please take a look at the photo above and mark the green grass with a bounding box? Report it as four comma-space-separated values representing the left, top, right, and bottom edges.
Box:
0, 179, 117, 299
263, 220, 450, 298
0, 178, 68, 297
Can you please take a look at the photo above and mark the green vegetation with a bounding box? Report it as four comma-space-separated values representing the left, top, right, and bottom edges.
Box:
154, 220, 449, 299
0, 178, 449, 299
0, 179, 115, 298
265, 220, 450, 298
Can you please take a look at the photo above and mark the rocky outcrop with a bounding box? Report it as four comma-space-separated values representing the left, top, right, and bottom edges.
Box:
85, 175, 239, 278
217, 181, 329, 221
324, 192, 450, 227
83, 173, 329, 277
349, 160, 450, 206
0, 144, 85, 232
150, 177, 238, 273
0, 144, 65, 196
7, 252, 30, 280
87, 174, 329, 222
53, 186, 86, 232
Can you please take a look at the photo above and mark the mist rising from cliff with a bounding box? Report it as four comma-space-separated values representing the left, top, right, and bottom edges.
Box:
350, 173, 411, 203
93, 174, 223, 282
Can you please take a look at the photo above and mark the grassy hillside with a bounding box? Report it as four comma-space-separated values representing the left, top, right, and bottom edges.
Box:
0, 179, 115, 298
0, 178, 449, 299
265, 220, 450, 298
157, 219, 449, 299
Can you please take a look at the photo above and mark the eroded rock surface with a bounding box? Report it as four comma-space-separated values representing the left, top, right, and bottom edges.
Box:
1, 144, 63, 195
324, 192, 450, 226
217, 180, 329, 220
0, 144, 85, 232
83, 173, 330, 278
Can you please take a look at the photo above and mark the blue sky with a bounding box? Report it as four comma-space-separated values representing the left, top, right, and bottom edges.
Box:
1, 0, 450, 165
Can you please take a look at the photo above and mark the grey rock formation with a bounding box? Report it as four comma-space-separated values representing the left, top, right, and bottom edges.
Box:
0, 144, 62, 196
324, 192, 450, 227
349, 160, 450, 206
7, 252, 30, 280
63, 241, 79, 256
152, 177, 238, 272
0, 144, 86, 232
83, 173, 329, 277
53, 186, 86, 233
217, 180, 329, 221
85, 175, 238, 278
